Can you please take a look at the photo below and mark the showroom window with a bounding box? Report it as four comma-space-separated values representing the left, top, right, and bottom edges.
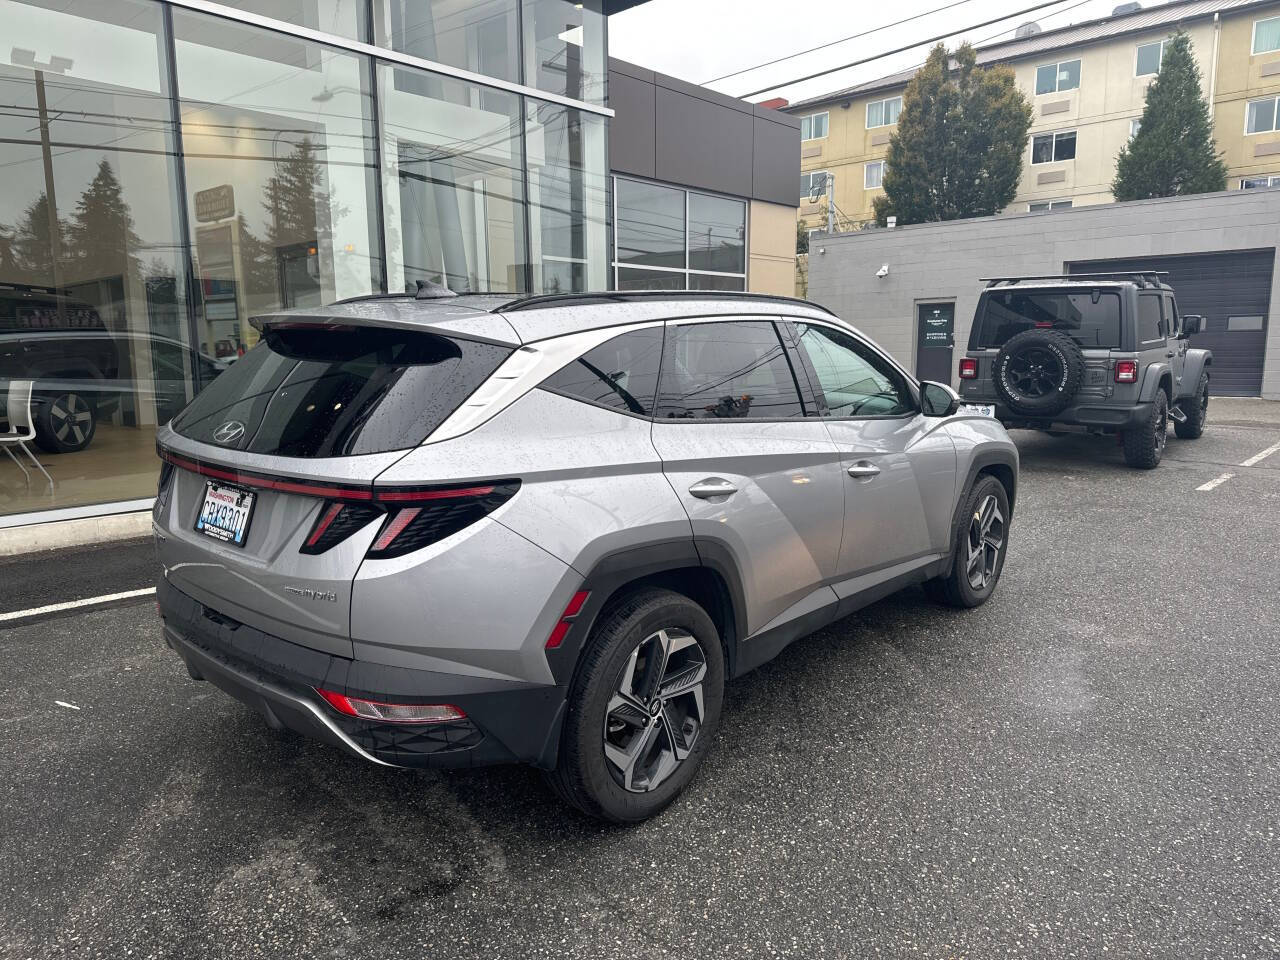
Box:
866, 96, 901, 128
214, 0, 369, 41
613, 178, 747, 292
1135, 39, 1168, 77
1035, 59, 1080, 95
1254, 16, 1280, 54
864, 161, 885, 190
1246, 96, 1279, 135
800, 112, 829, 141
1032, 130, 1077, 163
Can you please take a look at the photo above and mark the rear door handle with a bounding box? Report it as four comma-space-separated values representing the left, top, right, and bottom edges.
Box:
847, 461, 881, 479
688, 478, 738, 499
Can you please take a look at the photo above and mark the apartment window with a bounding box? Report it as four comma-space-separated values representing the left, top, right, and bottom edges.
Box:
1031, 130, 1077, 163
866, 96, 902, 128
1029, 199, 1073, 211
864, 160, 885, 190
1135, 39, 1168, 76
1254, 15, 1280, 54
1246, 96, 1279, 134
1130, 118, 1142, 138
1035, 59, 1080, 95
1241, 175, 1280, 189
801, 112, 829, 140
801, 170, 831, 202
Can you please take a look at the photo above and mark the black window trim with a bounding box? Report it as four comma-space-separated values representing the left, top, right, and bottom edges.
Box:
538, 323, 667, 422
784, 317, 922, 421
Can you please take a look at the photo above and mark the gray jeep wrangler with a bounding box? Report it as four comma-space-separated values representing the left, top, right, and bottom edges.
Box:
956, 272, 1212, 469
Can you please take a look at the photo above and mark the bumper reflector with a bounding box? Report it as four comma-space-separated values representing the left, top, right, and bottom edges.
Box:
316, 688, 465, 724
546, 589, 591, 649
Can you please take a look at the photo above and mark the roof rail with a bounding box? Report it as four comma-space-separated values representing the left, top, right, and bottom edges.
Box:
980, 271, 1171, 289
499, 289, 836, 316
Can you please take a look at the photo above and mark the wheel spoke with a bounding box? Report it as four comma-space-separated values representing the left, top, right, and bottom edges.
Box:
604, 720, 663, 792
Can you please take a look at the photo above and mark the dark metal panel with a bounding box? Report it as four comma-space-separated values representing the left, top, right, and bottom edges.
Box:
654, 85, 754, 198
1068, 250, 1275, 397
607, 67, 656, 180
752, 116, 801, 208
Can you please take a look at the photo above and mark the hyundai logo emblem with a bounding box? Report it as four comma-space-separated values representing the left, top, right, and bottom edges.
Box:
212, 420, 245, 445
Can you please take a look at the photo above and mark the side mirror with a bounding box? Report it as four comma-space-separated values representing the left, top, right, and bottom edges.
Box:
1182, 315, 1204, 336
920, 380, 961, 417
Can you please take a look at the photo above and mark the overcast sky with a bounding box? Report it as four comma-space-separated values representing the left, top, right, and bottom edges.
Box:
609, 0, 1178, 104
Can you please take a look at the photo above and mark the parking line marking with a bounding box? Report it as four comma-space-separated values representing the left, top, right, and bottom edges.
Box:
0, 587, 156, 623
1240, 440, 1280, 468
1196, 473, 1234, 492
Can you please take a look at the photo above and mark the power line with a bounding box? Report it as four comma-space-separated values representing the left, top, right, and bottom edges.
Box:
737, 0, 1077, 100
702, 0, 977, 85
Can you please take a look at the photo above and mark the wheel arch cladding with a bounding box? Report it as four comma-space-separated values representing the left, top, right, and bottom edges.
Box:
1139, 362, 1171, 402
977, 462, 1017, 513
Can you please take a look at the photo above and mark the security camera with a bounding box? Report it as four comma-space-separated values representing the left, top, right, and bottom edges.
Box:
876, 263, 890, 278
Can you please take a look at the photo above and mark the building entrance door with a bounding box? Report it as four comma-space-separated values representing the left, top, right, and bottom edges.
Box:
916, 302, 954, 384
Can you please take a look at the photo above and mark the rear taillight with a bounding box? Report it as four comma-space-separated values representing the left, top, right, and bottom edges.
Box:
1115, 360, 1139, 383
300, 502, 382, 555
958, 357, 978, 379
364, 482, 519, 559
316, 688, 465, 724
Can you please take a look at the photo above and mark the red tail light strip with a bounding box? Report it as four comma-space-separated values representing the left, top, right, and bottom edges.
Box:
305, 502, 346, 547
372, 508, 421, 552
377, 485, 495, 503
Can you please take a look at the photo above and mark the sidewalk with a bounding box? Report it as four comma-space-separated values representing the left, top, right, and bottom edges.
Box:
1212, 397, 1280, 428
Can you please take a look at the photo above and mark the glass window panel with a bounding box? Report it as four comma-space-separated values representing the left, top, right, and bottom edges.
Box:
1059, 60, 1080, 91
1035, 64, 1057, 95
541, 326, 664, 416
688, 193, 745, 274
1054, 131, 1077, 161
615, 179, 685, 269
864, 161, 884, 189
657, 321, 805, 420
375, 0, 518, 85
866, 100, 883, 128
523, 0, 606, 105
1031, 133, 1054, 163
212, 1, 368, 41
1254, 16, 1280, 54
1137, 295, 1163, 343
884, 97, 901, 125
1136, 40, 1163, 76
526, 101, 608, 292
378, 64, 526, 293
1029, 202, 1050, 211
795, 323, 913, 417
0, 0, 198, 517
688, 273, 744, 291
616, 267, 683, 290
1246, 98, 1278, 134
173, 10, 384, 364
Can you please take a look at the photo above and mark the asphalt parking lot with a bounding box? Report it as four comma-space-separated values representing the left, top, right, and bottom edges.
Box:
2, 400, 1278, 959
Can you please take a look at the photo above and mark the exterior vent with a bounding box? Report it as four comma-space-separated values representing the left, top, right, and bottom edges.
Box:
1015, 21, 1042, 38
1112, 2, 1142, 15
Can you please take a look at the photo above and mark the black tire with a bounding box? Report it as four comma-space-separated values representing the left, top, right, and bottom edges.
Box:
923, 474, 1011, 609
1122, 390, 1168, 469
33, 391, 97, 453
1174, 373, 1208, 440
547, 588, 725, 823
992, 329, 1085, 418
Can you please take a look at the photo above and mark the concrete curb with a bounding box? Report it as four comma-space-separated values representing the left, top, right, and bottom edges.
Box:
0, 511, 152, 558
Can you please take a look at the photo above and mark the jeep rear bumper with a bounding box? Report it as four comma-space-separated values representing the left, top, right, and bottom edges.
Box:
993, 399, 1153, 431
158, 578, 567, 770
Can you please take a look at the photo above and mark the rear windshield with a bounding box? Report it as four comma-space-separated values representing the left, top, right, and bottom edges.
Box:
170, 325, 510, 457
973, 290, 1122, 349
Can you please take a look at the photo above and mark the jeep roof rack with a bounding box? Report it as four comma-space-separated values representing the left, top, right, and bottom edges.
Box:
980, 271, 1170, 289
499, 290, 836, 316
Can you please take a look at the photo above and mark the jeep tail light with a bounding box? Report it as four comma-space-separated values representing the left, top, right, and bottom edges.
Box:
316, 688, 465, 724
546, 590, 591, 649
1115, 360, 1139, 383
958, 358, 978, 379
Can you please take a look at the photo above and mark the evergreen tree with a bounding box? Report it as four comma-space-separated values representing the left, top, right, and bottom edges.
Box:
1113, 31, 1226, 200
66, 158, 142, 282
10, 192, 67, 283
262, 136, 329, 251
874, 44, 1031, 226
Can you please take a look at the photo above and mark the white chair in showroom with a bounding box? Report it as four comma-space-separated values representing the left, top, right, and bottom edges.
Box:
1, 379, 54, 486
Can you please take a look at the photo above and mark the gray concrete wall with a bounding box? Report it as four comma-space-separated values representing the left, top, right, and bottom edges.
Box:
807, 189, 1280, 399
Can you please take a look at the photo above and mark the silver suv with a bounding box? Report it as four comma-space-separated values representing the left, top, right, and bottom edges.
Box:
153, 290, 1018, 822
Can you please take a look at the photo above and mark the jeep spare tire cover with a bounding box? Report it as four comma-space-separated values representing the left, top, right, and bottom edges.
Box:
992, 329, 1085, 417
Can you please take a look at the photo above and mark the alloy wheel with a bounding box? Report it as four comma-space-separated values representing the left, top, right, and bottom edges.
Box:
1006, 348, 1063, 398
965, 494, 1005, 592
50, 393, 92, 446
603, 627, 707, 793
1155, 402, 1168, 454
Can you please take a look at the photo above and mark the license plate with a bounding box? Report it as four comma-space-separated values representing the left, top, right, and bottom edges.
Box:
196, 481, 256, 547
960, 403, 996, 418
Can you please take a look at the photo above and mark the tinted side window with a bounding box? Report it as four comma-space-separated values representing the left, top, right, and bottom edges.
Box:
795, 323, 915, 417
542, 326, 664, 416
1164, 296, 1179, 336
1137, 295, 1164, 343
656, 321, 806, 420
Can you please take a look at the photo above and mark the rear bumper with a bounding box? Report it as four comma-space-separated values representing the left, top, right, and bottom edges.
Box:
158, 578, 567, 770
991, 400, 1153, 431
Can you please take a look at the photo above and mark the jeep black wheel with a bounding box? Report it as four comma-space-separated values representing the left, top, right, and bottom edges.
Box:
548, 588, 724, 823
924, 474, 1010, 608
992, 329, 1085, 418
34, 392, 97, 453
1122, 390, 1168, 469
1174, 373, 1208, 440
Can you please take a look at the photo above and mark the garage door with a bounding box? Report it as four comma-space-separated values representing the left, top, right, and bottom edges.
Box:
1068, 250, 1274, 396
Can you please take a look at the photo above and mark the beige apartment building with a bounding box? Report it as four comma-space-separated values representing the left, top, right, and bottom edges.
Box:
787, 0, 1280, 237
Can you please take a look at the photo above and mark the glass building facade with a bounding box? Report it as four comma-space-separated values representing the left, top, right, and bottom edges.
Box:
0, 0, 608, 522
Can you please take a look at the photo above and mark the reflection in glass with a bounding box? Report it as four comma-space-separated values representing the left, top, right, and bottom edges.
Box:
211, 1, 369, 41
0, 0, 197, 516
523, 0, 606, 104
617, 267, 683, 291
380, 65, 526, 293
688, 273, 745, 291
688, 194, 745, 274
376, 0, 519, 85
172, 10, 383, 361
616, 180, 685, 269
526, 102, 608, 292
